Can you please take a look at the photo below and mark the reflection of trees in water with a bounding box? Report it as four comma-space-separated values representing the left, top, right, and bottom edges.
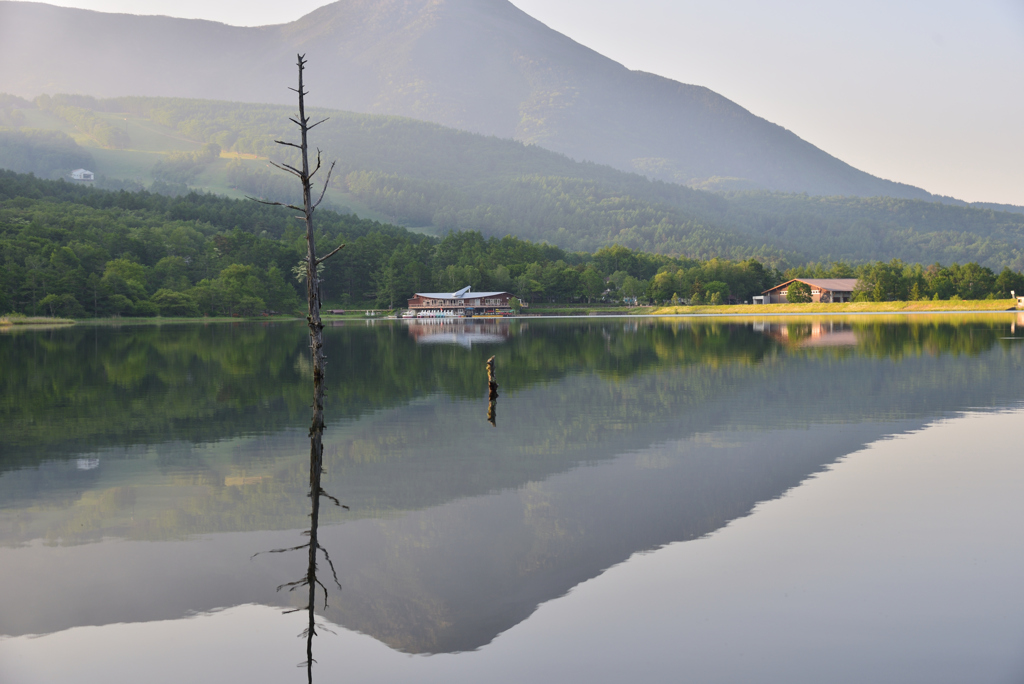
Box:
754, 315, 1016, 358
0, 321, 765, 465
1, 317, 1017, 472
851, 320, 1009, 359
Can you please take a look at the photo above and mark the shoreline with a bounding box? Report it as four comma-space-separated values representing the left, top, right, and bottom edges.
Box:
0, 315, 75, 328
650, 299, 1018, 316
4, 299, 1020, 327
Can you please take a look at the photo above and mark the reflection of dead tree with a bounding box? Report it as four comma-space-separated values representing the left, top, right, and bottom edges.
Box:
252, 459, 344, 680
249, 53, 347, 683
486, 355, 499, 427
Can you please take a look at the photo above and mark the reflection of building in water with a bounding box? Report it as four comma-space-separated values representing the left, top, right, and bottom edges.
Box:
759, 320, 858, 347
405, 318, 512, 347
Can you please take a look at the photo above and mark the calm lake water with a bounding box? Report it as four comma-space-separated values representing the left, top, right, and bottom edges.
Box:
2, 314, 1024, 683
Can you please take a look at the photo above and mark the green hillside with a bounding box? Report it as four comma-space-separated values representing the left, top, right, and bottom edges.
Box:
5, 94, 1024, 270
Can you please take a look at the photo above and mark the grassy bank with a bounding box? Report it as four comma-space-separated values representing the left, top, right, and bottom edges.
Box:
521, 304, 656, 316
75, 315, 302, 326
0, 314, 75, 327
652, 299, 1018, 316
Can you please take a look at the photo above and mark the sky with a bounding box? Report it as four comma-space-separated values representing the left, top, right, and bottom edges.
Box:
16, 0, 1024, 205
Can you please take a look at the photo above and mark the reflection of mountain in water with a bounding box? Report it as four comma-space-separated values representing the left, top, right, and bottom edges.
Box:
404, 319, 512, 347
0, 401, 919, 652
317, 420, 920, 653
0, 317, 1022, 654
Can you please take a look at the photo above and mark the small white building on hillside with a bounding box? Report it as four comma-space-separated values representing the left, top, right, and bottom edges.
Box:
70, 169, 95, 181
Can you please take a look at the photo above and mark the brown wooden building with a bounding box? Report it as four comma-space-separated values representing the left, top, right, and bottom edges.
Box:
758, 278, 859, 304
407, 286, 513, 316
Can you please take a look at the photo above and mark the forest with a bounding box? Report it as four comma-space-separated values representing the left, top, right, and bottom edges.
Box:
4, 94, 1024, 271
0, 170, 769, 316
1, 171, 1022, 319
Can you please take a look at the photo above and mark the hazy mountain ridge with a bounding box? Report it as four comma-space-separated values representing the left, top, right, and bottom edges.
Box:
5, 95, 1024, 269
0, 0, 954, 199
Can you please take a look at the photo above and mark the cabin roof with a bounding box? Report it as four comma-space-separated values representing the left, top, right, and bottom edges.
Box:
763, 278, 858, 294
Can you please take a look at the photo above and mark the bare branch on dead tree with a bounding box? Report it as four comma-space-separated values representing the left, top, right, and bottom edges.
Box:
312, 160, 336, 211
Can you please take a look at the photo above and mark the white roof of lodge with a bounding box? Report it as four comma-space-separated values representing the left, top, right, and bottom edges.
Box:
413, 287, 510, 300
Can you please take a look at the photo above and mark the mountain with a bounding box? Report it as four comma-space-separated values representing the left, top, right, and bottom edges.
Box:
0, 0, 937, 199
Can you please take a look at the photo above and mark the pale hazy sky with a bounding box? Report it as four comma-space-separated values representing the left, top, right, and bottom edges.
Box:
16, 0, 1024, 205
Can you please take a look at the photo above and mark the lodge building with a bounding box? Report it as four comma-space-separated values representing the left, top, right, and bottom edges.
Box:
407, 286, 514, 316
757, 278, 859, 304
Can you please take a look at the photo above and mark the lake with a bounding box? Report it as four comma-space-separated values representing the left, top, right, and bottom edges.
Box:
2, 314, 1024, 683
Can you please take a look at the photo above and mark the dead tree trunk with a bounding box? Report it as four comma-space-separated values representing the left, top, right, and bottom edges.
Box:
250, 53, 346, 684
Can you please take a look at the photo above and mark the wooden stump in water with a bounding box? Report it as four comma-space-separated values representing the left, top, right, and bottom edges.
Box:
486, 356, 499, 398
486, 355, 499, 426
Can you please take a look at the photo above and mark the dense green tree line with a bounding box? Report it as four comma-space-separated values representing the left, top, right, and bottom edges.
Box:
0, 170, 364, 316
4, 171, 1023, 318
786, 259, 1024, 302
646, 257, 777, 304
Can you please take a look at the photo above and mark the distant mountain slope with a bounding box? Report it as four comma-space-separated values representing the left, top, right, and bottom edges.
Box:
0, 0, 938, 199
6, 95, 1024, 269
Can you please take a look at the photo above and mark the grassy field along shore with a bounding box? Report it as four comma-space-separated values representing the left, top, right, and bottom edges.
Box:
0, 314, 75, 326
516, 303, 656, 316
652, 299, 1019, 316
